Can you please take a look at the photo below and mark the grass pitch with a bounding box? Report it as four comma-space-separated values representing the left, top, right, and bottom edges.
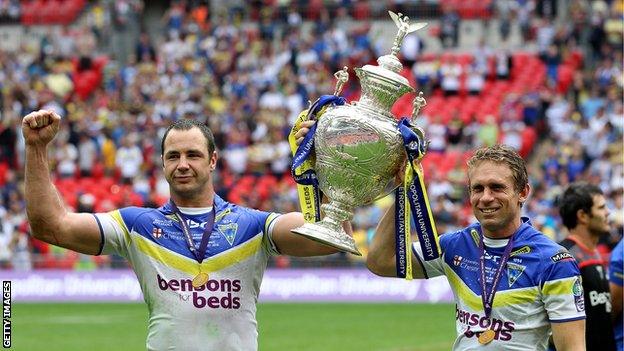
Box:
12, 302, 455, 350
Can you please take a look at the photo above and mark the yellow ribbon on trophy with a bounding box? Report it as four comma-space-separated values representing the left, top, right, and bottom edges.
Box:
395, 118, 440, 280
288, 95, 347, 223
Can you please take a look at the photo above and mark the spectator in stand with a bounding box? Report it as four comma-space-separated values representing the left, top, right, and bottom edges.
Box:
475, 115, 499, 147
446, 113, 465, 148
0, 115, 17, 168
412, 57, 438, 94
54, 137, 78, 179
115, 134, 143, 184
427, 115, 448, 153
44, 60, 74, 100
493, 0, 514, 42
439, 8, 460, 48
77, 133, 97, 177
0, 0, 20, 23
542, 45, 561, 85
466, 62, 486, 95
440, 56, 462, 96
595, 58, 621, 93
110, 0, 143, 65
162, 1, 185, 37
557, 182, 616, 351
0, 210, 13, 268
494, 49, 511, 80
99, 129, 117, 176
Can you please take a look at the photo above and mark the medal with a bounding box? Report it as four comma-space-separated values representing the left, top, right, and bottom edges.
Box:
170, 201, 216, 288
478, 329, 496, 345
192, 272, 209, 288
477, 228, 517, 346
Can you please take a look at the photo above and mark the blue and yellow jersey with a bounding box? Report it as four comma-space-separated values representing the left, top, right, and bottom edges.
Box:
413, 218, 585, 351
609, 239, 624, 351
93, 195, 280, 351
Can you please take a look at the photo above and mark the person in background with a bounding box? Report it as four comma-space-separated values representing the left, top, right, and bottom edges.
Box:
556, 182, 616, 351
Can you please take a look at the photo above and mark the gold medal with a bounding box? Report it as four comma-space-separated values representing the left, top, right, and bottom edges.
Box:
192, 272, 209, 288
478, 329, 496, 345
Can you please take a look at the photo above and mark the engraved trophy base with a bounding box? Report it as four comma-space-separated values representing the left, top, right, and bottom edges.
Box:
292, 222, 361, 256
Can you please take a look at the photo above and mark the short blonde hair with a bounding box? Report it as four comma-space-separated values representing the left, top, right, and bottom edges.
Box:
467, 144, 528, 192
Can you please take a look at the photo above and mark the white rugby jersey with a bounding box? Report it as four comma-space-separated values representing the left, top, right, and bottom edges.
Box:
413, 218, 585, 350
94, 195, 280, 351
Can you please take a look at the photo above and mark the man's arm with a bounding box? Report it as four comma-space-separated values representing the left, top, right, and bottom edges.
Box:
23, 110, 102, 255
551, 320, 585, 351
366, 202, 426, 278
270, 212, 350, 256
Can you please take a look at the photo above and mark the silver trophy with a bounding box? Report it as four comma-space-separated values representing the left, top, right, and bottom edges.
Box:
291, 12, 428, 255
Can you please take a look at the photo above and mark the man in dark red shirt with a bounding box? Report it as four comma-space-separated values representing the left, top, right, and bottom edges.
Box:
557, 182, 616, 351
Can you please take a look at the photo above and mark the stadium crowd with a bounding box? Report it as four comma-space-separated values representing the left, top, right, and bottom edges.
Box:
0, 0, 621, 270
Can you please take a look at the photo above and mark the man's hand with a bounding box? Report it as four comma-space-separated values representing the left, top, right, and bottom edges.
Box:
22, 110, 61, 147
294, 120, 316, 146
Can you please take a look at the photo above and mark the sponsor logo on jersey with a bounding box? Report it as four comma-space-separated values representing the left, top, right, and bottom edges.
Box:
217, 223, 238, 246
451, 255, 479, 272
153, 219, 174, 227
573, 277, 585, 312
157, 274, 242, 309
589, 291, 612, 311
152, 227, 163, 239
187, 219, 208, 229
510, 245, 530, 257
572, 277, 583, 296
165, 214, 179, 222
484, 251, 501, 264
456, 307, 516, 341
506, 262, 525, 287
470, 229, 480, 247
551, 251, 574, 263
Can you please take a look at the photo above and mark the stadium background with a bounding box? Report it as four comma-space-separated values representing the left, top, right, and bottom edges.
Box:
0, 0, 622, 350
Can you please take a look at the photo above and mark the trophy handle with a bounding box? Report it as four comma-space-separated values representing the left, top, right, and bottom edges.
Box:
333, 66, 349, 96
411, 91, 427, 121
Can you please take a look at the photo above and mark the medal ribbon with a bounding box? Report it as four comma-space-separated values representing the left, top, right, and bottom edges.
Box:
288, 95, 346, 222
478, 231, 515, 320
170, 201, 216, 264
395, 118, 440, 279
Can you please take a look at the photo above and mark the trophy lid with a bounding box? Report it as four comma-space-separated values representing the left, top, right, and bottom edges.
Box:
357, 12, 427, 94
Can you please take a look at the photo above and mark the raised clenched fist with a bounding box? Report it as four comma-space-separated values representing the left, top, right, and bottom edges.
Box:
21, 110, 62, 147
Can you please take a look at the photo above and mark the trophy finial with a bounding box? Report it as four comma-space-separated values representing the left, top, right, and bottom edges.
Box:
411, 91, 427, 120
388, 11, 428, 57
333, 66, 349, 96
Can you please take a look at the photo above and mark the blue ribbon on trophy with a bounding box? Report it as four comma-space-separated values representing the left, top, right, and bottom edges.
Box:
289, 94, 346, 223
394, 93, 440, 279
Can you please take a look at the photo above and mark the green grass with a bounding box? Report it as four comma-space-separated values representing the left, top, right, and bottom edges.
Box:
12, 302, 455, 351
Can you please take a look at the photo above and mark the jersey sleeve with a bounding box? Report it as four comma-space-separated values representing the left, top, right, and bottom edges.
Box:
609, 240, 623, 286
539, 247, 586, 322
411, 232, 452, 278
94, 207, 148, 258
241, 207, 281, 256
